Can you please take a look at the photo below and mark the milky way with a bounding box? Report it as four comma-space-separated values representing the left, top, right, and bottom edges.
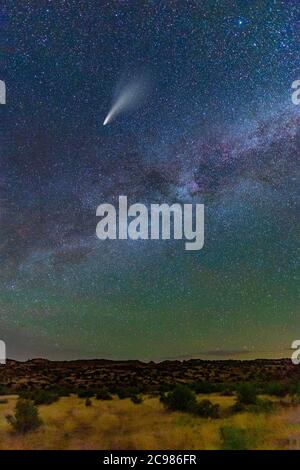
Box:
0, 1, 299, 360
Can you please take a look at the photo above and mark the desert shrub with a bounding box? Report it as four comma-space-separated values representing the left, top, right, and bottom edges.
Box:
158, 384, 172, 393
161, 385, 222, 418
77, 389, 94, 399
236, 383, 258, 405
6, 399, 42, 434
130, 395, 143, 404
230, 401, 245, 413
191, 381, 218, 394
194, 399, 220, 418
214, 383, 236, 394
160, 385, 197, 412
50, 386, 71, 397
220, 426, 261, 450
291, 383, 300, 404
291, 393, 300, 405
148, 391, 161, 398
231, 396, 274, 415
85, 397, 92, 407
264, 382, 287, 397
18, 391, 30, 399
191, 381, 235, 395
19, 390, 59, 405
32, 390, 59, 405
250, 399, 274, 414
289, 382, 300, 397
96, 388, 112, 400
0, 385, 10, 395
220, 388, 234, 396
116, 387, 140, 399
116, 388, 128, 399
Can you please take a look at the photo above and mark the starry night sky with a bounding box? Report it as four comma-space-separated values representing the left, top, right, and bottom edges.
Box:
0, 1, 299, 361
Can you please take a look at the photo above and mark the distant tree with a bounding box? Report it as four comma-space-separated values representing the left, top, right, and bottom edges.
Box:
160, 385, 197, 412
264, 382, 287, 397
116, 387, 140, 399
191, 381, 217, 394
77, 389, 94, 398
130, 395, 143, 404
32, 390, 59, 405
236, 383, 258, 405
96, 388, 112, 400
194, 399, 220, 418
6, 399, 42, 433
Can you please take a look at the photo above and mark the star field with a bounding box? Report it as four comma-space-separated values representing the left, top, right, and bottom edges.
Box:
0, 0, 299, 360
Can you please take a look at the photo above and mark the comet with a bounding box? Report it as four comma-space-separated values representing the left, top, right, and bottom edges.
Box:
103, 72, 150, 126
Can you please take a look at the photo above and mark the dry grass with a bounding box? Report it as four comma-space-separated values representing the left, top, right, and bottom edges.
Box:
0, 394, 299, 450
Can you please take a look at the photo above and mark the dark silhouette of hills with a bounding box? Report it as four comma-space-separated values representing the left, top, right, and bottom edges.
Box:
0, 358, 298, 392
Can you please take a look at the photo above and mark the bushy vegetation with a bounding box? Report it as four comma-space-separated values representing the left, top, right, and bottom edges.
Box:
130, 395, 143, 404
194, 399, 220, 418
49, 386, 71, 397
115, 387, 140, 400
236, 383, 258, 405
160, 385, 219, 418
158, 384, 172, 393
6, 399, 42, 434
220, 426, 262, 450
220, 388, 234, 397
191, 381, 219, 394
0, 388, 299, 448
32, 390, 59, 405
191, 381, 234, 395
191, 380, 292, 399
264, 382, 288, 397
289, 382, 300, 397
77, 389, 95, 399
250, 399, 274, 414
0, 385, 10, 395
230, 383, 275, 414
20, 390, 59, 406
160, 385, 197, 412
96, 388, 113, 400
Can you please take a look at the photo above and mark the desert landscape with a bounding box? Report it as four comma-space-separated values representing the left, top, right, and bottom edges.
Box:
0, 358, 299, 393
0, 358, 299, 450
